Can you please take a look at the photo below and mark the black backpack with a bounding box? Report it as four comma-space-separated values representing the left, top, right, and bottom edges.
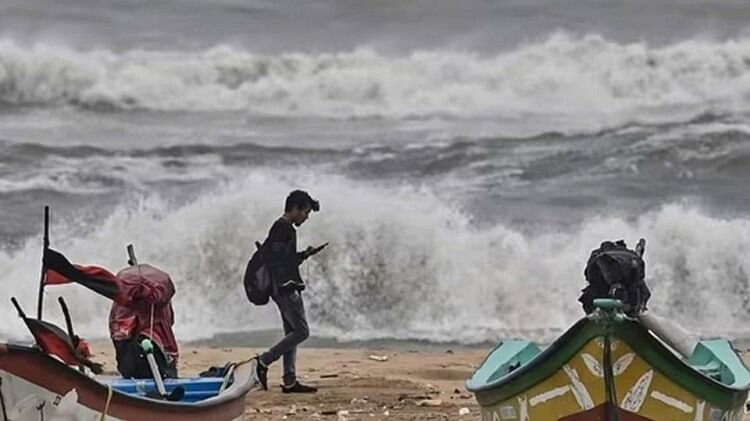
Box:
243, 241, 273, 305
579, 239, 650, 316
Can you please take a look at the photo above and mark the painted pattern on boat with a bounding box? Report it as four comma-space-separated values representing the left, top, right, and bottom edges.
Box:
479, 337, 743, 421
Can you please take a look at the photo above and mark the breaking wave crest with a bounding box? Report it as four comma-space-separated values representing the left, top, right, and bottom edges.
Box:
1, 171, 749, 345
3, 33, 750, 124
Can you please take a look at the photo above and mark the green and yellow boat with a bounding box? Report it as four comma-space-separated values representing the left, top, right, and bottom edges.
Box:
467, 299, 750, 421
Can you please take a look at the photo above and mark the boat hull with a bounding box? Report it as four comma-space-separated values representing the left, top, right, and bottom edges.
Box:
468, 319, 749, 421
0, 343, 255, 421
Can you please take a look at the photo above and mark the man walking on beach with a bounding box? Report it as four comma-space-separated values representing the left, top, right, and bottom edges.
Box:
255, 190, 326, 393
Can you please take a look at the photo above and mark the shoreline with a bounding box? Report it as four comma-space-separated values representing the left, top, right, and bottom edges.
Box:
186, 329, 497, 352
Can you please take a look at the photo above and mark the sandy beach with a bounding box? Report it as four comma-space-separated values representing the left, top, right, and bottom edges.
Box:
92, 343, 487, 420
87, 340, 750, 421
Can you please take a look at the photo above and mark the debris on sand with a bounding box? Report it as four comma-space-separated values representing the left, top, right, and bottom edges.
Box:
416, 399, 443, 407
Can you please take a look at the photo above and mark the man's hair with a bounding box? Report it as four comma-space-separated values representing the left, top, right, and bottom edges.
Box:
285, 190, 320, 212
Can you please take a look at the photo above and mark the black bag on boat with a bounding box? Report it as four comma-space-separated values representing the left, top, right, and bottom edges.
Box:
579, 239, 650, 316
243, 241, 273, 305
114, 334, 177, 379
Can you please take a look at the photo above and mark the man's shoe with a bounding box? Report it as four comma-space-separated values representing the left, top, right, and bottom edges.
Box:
281, 381, 317, 394
254, 358, 268, 390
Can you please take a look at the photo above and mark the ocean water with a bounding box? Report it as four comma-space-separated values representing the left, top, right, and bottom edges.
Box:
2, 0, 750, 345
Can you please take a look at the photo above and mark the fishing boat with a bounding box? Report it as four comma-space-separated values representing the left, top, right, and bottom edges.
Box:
0, 297, 258, 421
466, 298, 750, 421
0, 207, 258, 420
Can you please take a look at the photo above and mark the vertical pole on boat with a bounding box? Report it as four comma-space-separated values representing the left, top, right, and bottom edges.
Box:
58, 297, 85, 373
36, 205, 50, 320
603, 335, 619, 421
0, 377, 8, 421
127, 244, 138, 266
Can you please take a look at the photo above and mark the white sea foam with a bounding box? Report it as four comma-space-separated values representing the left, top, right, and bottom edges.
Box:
3, 33, 750, 129
1, 171, 748, 345
0, 153, 226, 194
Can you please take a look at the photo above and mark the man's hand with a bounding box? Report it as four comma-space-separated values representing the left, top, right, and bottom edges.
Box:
303, 246, 315, 258
304, 243, 329, 259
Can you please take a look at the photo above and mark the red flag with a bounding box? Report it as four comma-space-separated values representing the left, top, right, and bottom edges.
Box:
45, 269, 70, 285
45, 265, 116, 286
43, 251, 121, 301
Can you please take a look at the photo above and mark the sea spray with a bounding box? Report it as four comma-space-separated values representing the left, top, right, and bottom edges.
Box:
1, 171, 749, 345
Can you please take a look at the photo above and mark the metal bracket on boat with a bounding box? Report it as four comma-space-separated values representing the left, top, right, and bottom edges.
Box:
592, 298, 623, 311
590, 298, 628, 323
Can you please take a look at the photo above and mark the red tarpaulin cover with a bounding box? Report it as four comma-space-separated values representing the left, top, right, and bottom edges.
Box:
43, 249, 179, 361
